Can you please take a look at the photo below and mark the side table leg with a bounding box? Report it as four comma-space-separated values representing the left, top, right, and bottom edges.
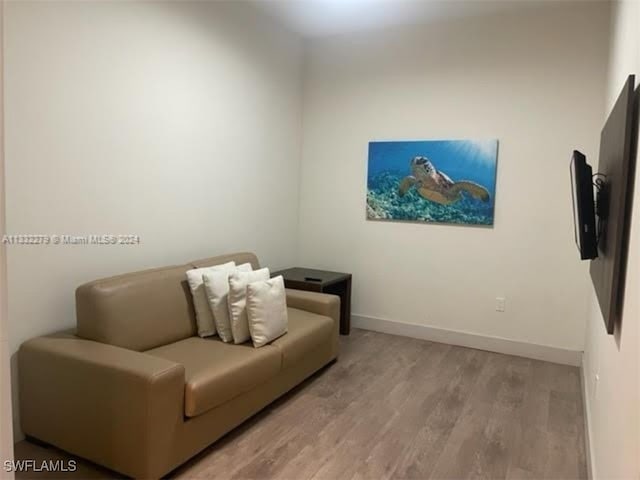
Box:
340, 278, 351, 335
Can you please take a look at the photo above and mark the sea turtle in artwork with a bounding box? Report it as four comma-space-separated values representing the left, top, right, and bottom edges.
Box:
398, 156, 491, 205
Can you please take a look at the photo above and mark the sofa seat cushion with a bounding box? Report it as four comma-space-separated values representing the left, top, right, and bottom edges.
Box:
270, 308, 333, 369
146, 337, 281, 417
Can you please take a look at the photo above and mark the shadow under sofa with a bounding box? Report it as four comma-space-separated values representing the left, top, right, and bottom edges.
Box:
18, 252, 340, 478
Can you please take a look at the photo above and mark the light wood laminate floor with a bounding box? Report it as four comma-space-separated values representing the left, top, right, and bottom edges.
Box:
14, 329, 587, 479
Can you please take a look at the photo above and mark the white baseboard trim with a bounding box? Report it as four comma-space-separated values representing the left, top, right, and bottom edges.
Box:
580, 362, 596, 480
352, 314, 582, 366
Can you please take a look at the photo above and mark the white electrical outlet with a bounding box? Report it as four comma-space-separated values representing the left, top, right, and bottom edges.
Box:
496, 297, 506, 312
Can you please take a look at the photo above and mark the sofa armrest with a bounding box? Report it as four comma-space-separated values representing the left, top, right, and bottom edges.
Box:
286, 289, 340, 323
19, 330, 185, 478
286, 289, 340, 336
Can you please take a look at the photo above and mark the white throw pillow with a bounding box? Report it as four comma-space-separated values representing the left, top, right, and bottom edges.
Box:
246, 276, 288, 348
203, 263, 253, 343
228, 267, 270, 344
186, 261, 235, 337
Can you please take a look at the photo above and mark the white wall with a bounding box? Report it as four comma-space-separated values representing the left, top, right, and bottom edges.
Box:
1, 1, 15, 474
5, 1, 303, 439
298, 4, 609, 353
582, 1, 640, 478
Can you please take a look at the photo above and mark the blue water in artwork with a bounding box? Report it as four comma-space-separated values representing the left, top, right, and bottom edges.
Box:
367, 139, 499, 226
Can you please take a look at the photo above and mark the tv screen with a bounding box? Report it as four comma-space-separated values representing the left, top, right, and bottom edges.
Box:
570, 150, 597, 260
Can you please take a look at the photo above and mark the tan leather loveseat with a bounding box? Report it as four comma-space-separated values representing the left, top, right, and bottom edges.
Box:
18, 252, 339, 478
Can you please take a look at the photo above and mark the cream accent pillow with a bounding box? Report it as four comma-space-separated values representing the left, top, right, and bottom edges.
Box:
228, 267, 270, 344
203, 263, 252, 343
186, 261, 235, 337
247, 276, 288, 348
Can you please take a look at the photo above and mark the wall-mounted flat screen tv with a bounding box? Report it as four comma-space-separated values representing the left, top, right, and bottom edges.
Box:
590, 74, 637, 334
570, 150, 597, 260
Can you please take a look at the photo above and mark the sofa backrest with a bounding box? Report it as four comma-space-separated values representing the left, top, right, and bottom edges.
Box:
189, 251, 259, 270
76, 252, 260, 351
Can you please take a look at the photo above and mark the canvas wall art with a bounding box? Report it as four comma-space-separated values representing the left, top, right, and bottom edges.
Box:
367, 139, 499, 226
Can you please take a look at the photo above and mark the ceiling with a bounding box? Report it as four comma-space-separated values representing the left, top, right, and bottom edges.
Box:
251, 0, 573, 38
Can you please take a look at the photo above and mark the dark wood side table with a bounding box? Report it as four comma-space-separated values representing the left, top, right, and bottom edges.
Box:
272, 267, 352, 335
